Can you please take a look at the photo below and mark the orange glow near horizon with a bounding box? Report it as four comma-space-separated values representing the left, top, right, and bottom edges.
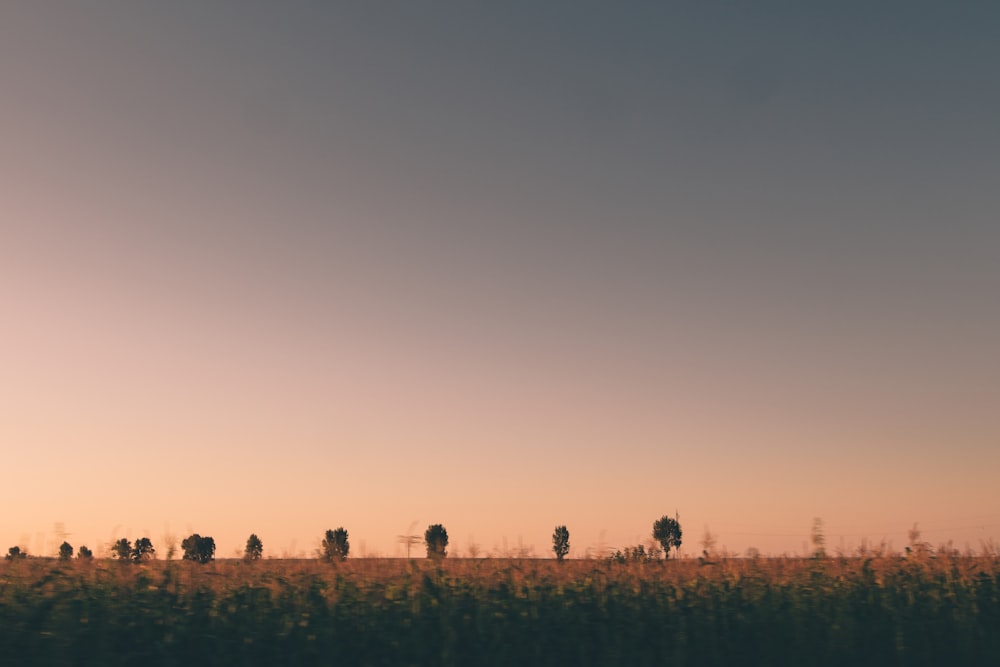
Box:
2, 4, 998, 561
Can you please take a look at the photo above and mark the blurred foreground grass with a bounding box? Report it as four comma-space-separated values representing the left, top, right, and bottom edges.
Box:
2, 555, 999, 666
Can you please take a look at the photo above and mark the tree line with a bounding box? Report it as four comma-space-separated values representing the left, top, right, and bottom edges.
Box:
5, 515, 682, 563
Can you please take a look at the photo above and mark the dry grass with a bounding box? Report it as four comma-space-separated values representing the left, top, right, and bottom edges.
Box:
2, 553, 999, 665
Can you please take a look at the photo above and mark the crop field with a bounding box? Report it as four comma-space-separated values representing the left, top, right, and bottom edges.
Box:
2, 554, 999, 666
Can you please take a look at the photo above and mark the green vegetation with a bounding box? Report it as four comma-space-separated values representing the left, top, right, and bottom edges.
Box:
2, 554, 998, 666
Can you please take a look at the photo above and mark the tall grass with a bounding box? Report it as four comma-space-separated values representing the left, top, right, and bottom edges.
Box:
2, 554, 998, 666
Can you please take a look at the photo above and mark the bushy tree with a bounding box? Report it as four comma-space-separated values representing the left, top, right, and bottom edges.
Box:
552, 525, 570, 561
58, 541, 74, 560
653, 514, 683, 559
112, 538, 132, 561
181, 534, 215, 563
131, 537, 155, 562
425, 524, 448, 559
322, 528, 349, 562
245, 534, 263, 561
5, 546, 26, 560
78, 546, 93, 560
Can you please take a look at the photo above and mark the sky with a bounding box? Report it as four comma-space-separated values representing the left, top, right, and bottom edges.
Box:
2, 2, 999, 559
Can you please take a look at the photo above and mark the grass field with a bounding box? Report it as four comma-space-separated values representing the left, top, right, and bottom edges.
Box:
2, 553, 999, 666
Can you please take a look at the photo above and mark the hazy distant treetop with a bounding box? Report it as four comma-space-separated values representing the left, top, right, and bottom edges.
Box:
610, 544, 660, 564
811, 518, 827, 559
77, 545, 93, 560
425, 524, 448, 559
6, 546, 26, 560
59, 541, 74, 560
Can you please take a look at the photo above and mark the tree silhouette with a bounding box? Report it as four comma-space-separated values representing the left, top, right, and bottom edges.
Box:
610, 544, 660, 563
112, 538, 132, 561
78, 546, 93, 560
181, 534, 216, 563
653, 514, 683, 559
322, 528, 349, 561
424, 524, 448, 559
5, 546, 26, 560
245, 534, 263, 561
811, 517, 827, 559
552, 525, 570, 561
132, 537, 155, 562
59, 541, 74, 560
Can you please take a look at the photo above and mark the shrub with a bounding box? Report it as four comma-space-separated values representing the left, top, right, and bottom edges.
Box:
610, 544, 660, 563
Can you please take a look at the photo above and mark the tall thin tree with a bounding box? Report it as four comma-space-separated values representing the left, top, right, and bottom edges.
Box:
552, 525, 570, 561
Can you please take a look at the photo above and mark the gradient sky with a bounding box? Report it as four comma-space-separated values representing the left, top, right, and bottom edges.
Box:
2, 2, 999, 559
